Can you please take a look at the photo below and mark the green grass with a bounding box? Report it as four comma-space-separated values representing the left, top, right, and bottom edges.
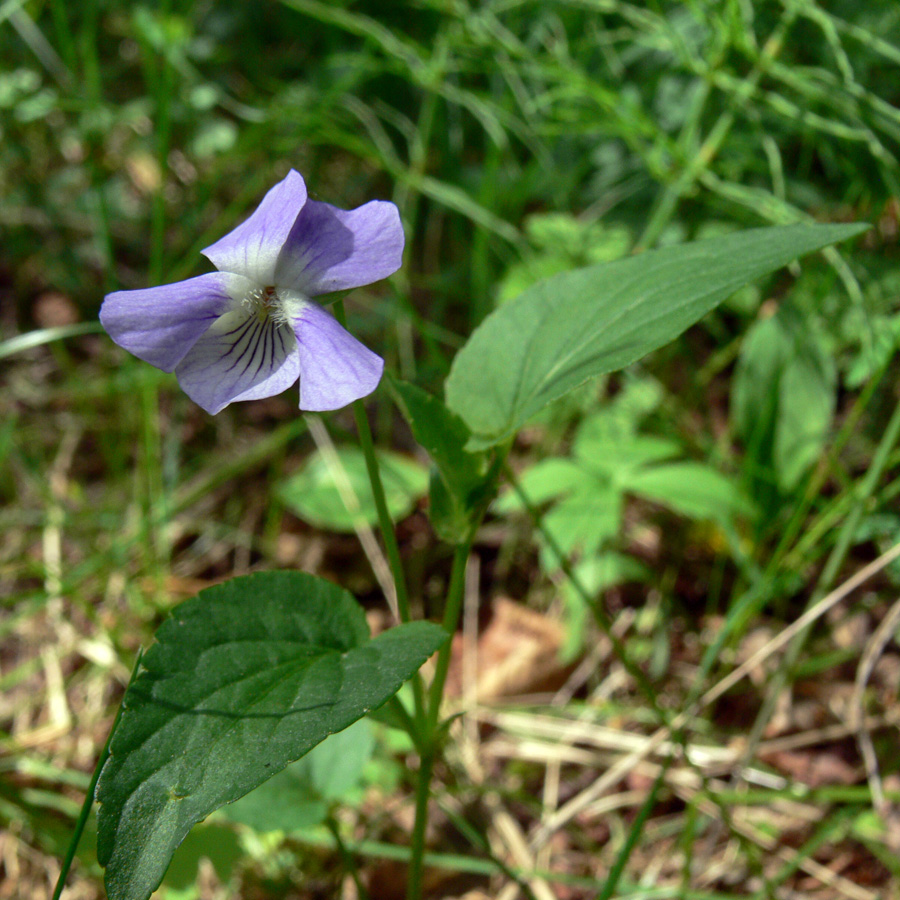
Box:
3, 0, 900, 898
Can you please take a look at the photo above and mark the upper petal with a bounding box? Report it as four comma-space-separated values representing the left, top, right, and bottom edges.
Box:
99, 273, 247, 372
174, 310, 300, 414
202, 170, 308, 284
293, 302, 384, 411
274, 199, 404, 296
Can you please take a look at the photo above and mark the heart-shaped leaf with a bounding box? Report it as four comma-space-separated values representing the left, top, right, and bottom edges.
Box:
96, 571, 445, 900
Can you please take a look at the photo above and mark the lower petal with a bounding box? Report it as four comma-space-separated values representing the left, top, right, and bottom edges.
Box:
174, 309, 300, 414
293, 303, 384, 411
100, 273, 250, 371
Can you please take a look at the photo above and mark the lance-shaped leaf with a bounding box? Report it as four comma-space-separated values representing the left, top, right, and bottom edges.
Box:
390, 377, 487, 503
445, 223, 868, 449
390, 378, 498, 542
96, 571, 445, 900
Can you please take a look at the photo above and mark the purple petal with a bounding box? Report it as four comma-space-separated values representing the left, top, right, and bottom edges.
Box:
293, 303, 384, 411
174, 309, 300, 414
202, 170, 308, 284
99, 273, 246, 371
275, 199, 404, 296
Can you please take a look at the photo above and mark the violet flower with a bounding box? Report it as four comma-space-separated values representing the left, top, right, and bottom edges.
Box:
100, 170, 403, 413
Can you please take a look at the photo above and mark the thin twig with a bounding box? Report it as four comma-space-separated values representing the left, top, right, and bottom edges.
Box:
529, 541, 900, 848
850, 595, 900, 813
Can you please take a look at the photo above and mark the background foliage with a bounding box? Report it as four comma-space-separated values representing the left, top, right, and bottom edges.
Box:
3, 0, 900, 897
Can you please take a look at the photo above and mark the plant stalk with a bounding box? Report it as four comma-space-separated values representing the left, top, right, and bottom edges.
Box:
335, 298, 428, 743
408, 539, 472, 900
334, 301, 413, 624
406, 748, 436, 900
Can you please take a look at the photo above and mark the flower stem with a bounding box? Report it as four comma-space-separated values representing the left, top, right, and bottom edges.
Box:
352, 395, 413, 622
334, 301, 413, 624
332, 300, 428, 743
331, 299, 483, 898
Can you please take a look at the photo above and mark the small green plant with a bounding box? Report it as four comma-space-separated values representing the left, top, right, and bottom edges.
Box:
4, 3, 900, 898
497, 376, 750, 654
57, 173, 864, 900
279, 445, 428, 533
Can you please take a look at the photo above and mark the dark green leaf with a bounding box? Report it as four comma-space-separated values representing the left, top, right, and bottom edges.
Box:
96, 571, 445, 900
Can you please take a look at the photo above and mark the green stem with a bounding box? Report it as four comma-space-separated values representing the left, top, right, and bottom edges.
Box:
52, 649, 144, 900
352, 383, 427, 725
712, 353, 894, 647
408, 539, 471, 900
426, 541, 470, 734
332, 298, 481, 899
406, 748, 435, 900
139, 373, 165, 585
333, 300, 428, 743
597, 757, 670, 900
334, 300, 413, 625
502, 467, 788, 881
326, 815, 370, 900
812, 397, 900, 600
78, 0, 115, 294
49, 0, 76, 74
769, 353, 889, 573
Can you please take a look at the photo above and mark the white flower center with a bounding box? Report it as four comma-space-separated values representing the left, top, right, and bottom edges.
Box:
241, 285, 310, 328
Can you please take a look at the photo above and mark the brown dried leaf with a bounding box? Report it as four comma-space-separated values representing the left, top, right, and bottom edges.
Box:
759, 749, 859, 787
445, 598, 574, 701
